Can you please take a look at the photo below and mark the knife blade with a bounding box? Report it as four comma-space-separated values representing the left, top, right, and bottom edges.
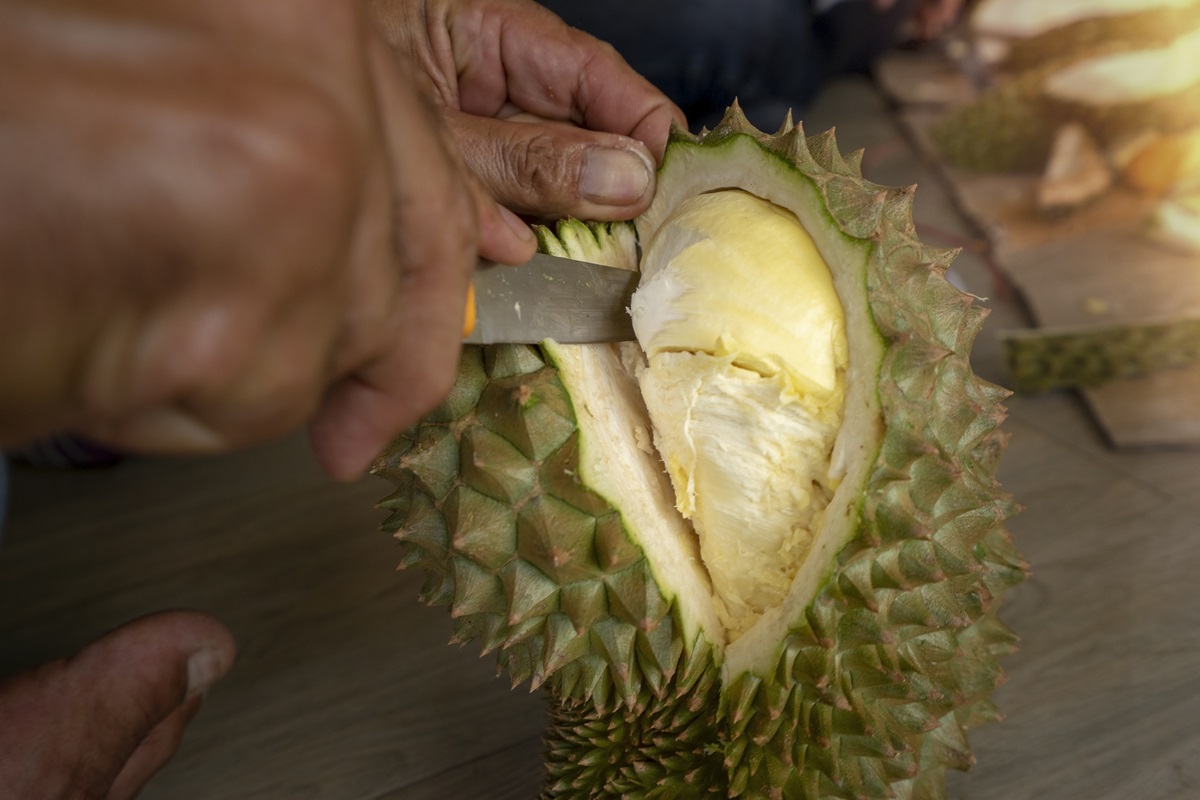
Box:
463, 252, 640, 345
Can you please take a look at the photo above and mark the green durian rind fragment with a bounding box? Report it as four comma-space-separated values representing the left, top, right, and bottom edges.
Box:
1003, 314, 1200, 391
376, 103, 1022, 799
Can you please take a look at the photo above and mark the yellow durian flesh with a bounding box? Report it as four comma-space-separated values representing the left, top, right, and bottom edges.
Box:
1122, 128, 1200, 194
629, 189, 848, 639
1045, 26, 1200, 106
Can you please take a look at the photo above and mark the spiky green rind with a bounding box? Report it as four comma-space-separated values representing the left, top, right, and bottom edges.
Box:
930, 72, 1059, 173
635, 104, 1022, 800
543, 639, 728, 799
1002, 316, 1200, 391
376, 104, 1022, 798
376, 335, 689, 712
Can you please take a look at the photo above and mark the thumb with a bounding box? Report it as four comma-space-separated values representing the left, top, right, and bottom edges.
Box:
0, 610, 236, 800
445, 108, 657, 222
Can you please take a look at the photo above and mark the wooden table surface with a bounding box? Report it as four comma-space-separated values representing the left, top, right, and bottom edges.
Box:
3, 78, 1200, 800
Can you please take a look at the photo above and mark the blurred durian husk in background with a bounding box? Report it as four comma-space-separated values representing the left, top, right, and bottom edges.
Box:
912, 0, 1200, 397
934, 0, 1200, 223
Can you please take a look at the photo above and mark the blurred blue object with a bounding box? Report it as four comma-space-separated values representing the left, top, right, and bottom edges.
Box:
0, 455, 8, 542
539, 0, 917, 130
0, 437, 123, 544
12, 435, 121, 470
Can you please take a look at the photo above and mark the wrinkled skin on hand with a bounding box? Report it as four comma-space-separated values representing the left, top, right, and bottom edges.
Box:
0, 612, 236, 800
0, 0, 534, 481
875, 0, 965, 39
369, 0, 686, 221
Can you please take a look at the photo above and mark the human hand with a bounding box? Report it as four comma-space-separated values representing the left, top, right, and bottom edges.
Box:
875, 0, 966, 39
913, 0, 966, 39
368, 0, 687, 222
0, 0, 532, 480
0, 611, 235, 800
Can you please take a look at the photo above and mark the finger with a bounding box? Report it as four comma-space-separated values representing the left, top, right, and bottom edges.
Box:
107, 694, 204, 800
472, 179, 537, 266
0, 611, 235, 799
917, 0, 962, 39
445, 0, 685, 160
309, 33, 477, 481
934, 0, 965, 35
310, 182, 528, 483
446, 109, 656, 221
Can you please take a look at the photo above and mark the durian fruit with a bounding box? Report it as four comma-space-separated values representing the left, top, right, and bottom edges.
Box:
933, 2, 1200, 173
929, 70, 1058, 172
375, 106, 1024, 799
1042, 26, 1200, 143
972, 0, 1194, 41
971, 0, 1200, 73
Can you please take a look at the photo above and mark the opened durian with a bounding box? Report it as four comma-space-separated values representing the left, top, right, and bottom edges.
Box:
375, 107, 1024, 799
934, 0, 1200, 173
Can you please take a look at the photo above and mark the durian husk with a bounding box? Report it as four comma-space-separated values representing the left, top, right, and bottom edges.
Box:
993, 1, 1200, 73
376, 105, 1024, 799
1003, 313, 1200, 392
971, 0, 1196, 41
936, 9, 1200, 174
1037, 123, 1114, 214
933, 76, 1200, 175
930, 70, 1059, 173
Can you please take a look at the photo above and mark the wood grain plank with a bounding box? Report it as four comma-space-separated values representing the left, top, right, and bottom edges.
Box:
1, 437, 548, 800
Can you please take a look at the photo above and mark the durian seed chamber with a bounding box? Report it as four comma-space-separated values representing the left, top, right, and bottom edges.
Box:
630, 189, 848, 640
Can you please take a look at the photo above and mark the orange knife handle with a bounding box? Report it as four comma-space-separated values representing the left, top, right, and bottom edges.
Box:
462, 281, 476, 338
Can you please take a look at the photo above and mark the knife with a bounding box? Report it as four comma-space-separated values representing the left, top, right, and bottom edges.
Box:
462, 252, 640, 345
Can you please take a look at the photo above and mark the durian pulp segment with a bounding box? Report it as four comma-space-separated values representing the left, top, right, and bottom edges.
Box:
1045, 26, 1200, 105
971, 0, 1195, 39
630, 190, 848, 639
1150, 191, 1200, 253
1123, 128, 1200, 194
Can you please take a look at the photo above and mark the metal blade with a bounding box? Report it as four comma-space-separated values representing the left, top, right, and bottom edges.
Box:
463, 252, 639, 344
